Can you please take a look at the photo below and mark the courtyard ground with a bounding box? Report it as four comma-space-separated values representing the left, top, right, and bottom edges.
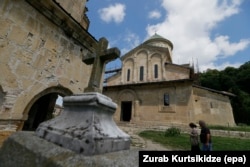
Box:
118, 124, 174, 150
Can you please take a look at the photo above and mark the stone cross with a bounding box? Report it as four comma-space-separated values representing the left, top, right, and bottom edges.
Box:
36, 38, 130, 156
83, 37, 120, 93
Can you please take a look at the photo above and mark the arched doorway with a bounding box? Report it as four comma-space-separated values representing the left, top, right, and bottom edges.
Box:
117, 89, 140, 122
121, 101, 132, 121
22, 86, 72, 131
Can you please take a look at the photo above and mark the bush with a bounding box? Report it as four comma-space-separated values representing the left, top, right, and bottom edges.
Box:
165, 127, 181, 137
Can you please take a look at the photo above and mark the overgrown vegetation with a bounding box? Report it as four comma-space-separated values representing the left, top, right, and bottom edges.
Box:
164, 127, 181, 137
139, 130, 250, 150
198, 61, 250, 125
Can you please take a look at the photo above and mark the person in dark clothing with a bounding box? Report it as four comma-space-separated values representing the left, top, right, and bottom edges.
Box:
199, 120, 212, 151
189, 122, 200, 151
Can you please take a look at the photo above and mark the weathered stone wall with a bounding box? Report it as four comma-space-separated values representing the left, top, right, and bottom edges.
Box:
192, 87, 235, 126
106, 72, 121, 86
55, 0, 89, 29
0, 0, 95, 134
104, 81, 236, 126
104, 81, 194, 126
164, 64, 190, 81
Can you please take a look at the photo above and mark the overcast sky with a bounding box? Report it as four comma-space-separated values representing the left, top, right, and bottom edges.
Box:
87, 0, 250, 72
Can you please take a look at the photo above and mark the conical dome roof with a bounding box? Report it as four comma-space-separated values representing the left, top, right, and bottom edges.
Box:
143, 33, 173, 50
147, 33, 165, 40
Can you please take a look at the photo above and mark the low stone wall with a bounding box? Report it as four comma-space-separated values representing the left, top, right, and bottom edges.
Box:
209, 129, 250, 138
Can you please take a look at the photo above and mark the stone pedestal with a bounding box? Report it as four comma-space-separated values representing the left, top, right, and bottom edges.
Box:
35, 92, 130, 155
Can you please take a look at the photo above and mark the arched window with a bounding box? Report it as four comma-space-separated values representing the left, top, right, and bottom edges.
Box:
164, 93, 169, 106
127, 69, 130, 81
154, 64, 158, 79
139, 66, 144, 81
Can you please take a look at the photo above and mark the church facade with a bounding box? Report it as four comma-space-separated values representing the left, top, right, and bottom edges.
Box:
103, 34, 235, 126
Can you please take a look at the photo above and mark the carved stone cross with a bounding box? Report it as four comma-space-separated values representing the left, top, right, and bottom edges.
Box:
83, 37, 120, 93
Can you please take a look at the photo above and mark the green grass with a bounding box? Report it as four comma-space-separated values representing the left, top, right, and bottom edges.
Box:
208, 125, 250, 132
139, 130, 250, 151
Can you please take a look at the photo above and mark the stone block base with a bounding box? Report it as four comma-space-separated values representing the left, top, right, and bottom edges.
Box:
0, 131, 138, 167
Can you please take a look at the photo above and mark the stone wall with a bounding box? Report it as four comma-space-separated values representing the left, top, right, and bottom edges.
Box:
104, 81, 236, 127
104, 81, 194, 125
0, 0, 96, 136
192, 87, 235, 126
55, 0, 89, 29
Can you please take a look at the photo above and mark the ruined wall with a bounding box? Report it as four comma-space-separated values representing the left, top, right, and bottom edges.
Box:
0, 0, 96, 133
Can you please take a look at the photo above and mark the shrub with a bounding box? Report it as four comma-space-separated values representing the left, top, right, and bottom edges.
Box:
165, 127, 181, 137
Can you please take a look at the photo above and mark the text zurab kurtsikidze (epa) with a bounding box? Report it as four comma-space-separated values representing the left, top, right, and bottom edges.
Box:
139, 151, 248, 166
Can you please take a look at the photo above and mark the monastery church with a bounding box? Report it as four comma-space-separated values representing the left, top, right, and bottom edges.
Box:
103, 33, 236, 126
0, 1, 235, 147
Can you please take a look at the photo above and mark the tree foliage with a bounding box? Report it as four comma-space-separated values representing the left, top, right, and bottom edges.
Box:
198, 61, 250, 125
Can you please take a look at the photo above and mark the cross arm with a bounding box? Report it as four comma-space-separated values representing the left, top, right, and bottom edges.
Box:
82, 47, 120, 65
100, 47, 120, 62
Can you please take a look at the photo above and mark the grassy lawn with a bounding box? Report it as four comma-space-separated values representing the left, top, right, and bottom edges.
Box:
208, 125, 250, 132
139, 130, 250, 151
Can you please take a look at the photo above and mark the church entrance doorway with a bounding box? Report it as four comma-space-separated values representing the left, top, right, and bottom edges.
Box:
22, 86, 72, 131
120, 101, 132, 122
22, 93, 58, 131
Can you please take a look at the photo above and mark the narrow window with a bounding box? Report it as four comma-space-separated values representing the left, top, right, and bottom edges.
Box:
164, 93, 169, 106
154, 64, 158, 79
127, 69, 130, 81
139, 66, 144, 81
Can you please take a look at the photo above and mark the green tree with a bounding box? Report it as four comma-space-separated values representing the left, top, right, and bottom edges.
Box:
237, 61, 250, 93
198, 61, 250, 125
199, 69, 221, 90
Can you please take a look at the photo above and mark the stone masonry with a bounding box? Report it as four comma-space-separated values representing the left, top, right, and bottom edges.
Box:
0, 0, 97, 144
